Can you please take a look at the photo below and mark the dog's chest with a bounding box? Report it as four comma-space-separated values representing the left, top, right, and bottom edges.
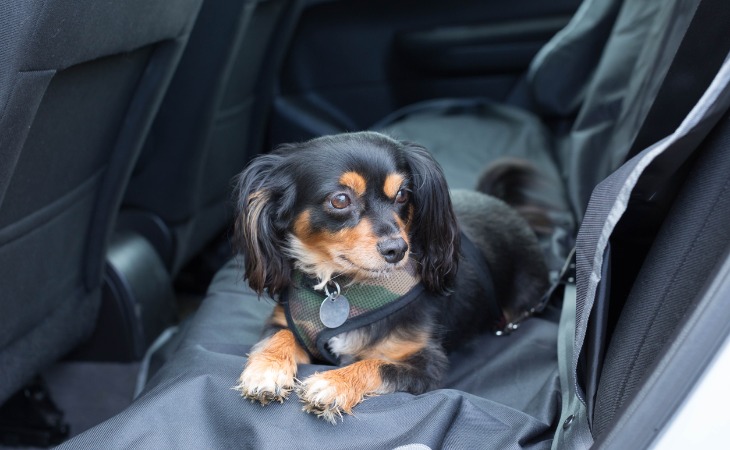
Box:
326, 329, 369, 365
284, 263, 424, 364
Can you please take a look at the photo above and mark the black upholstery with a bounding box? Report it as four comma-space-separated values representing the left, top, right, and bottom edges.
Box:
593, 112, 730, 438
0, 0, 202, 405
121, 0, 293, 274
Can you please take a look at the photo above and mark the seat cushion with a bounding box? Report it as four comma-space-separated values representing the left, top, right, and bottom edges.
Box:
60, 256, 562, 449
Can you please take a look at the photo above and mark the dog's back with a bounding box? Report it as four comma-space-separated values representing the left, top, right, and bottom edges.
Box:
449, 190, 548, 333
443, 159, 555, 340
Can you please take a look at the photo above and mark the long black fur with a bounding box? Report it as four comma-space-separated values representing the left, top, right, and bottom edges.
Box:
234, 132, 461, 297
233, 131, 549, 413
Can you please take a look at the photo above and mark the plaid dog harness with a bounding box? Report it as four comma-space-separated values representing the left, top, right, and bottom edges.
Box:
283, 259, 424, 364
282, 234, 505, 365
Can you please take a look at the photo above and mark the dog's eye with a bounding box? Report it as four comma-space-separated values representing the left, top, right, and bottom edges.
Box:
330, 193, 351, 209
395, 189, 410, 204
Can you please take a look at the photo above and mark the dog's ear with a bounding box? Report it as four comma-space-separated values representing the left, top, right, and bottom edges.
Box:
233, 151, 296, 298
400, 142, 460, 295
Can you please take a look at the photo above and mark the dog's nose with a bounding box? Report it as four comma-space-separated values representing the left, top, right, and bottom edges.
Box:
377, 238, 408, 264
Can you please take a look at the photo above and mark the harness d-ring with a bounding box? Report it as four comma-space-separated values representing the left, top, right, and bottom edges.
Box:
323, 280, 341, 298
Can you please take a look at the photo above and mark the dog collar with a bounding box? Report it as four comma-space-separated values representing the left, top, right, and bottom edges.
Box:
283, 260, 424, 364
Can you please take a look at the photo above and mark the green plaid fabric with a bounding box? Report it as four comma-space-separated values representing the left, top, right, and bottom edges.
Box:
284, 260, 421, 362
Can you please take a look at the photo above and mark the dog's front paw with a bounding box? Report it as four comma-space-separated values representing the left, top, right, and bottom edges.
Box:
296, 361, 387, 424
234, 329, 309, 405
296, 372, 355, 424
234, 357, 296, 405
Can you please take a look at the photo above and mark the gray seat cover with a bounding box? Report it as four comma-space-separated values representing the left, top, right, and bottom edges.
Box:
59, 257, 561, 449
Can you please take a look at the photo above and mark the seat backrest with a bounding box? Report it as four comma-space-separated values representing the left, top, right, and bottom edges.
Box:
0, 0, 201, 405
525, 0, 623, 118
121, 0, 294, 274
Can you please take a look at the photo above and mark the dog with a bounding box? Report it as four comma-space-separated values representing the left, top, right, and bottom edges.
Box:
232, 131, 549, 423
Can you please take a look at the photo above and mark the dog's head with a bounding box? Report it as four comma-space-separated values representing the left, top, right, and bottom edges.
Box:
234, 131, 460, 298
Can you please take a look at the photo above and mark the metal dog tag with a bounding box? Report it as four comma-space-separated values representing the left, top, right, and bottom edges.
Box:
319, 294, 350, 328
319, 281, 350, 328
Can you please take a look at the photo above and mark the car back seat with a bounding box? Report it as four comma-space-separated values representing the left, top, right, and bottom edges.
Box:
379, 0, 700, 278
56, 60, 730, 446
54, 0, 730, 448
380, 0, 698, 223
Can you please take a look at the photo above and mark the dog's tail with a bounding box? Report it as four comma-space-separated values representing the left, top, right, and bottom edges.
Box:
476, 158, 565, 236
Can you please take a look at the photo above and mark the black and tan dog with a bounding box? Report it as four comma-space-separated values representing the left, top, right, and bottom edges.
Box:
232, 131, 549, 423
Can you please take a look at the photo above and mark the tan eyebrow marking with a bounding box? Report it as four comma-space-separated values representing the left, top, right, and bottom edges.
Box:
339, 171, 367, 196
383, 173, 405, 198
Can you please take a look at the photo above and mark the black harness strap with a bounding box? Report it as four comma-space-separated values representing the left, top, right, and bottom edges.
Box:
283, 233, 506, 364
283, 268, 424, 365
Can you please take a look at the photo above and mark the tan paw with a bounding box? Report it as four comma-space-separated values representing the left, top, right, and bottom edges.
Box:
234, 358, 296, 405
296, 360, 386, 424
233, 329, 308, 405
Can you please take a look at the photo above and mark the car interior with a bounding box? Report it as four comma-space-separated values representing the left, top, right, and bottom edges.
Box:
1, 0, 730, 448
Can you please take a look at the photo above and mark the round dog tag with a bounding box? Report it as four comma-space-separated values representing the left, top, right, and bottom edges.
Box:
319, 294, 350, 328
